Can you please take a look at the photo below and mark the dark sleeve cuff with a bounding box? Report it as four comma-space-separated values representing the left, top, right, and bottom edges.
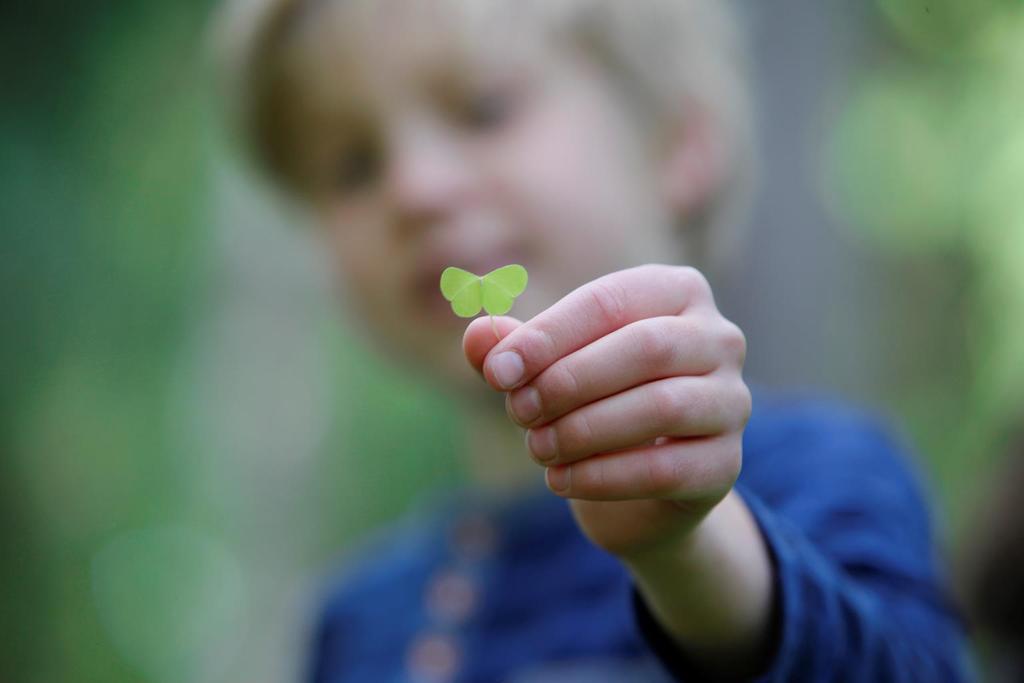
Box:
630, 485, 790, 682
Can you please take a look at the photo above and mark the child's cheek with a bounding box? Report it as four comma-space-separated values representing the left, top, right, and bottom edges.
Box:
323, 213, 396, 316
490, 106, 643, 294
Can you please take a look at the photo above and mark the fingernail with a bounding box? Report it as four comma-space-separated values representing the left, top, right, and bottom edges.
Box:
545, 466, 570, 493
509, 386, 541, 425
489, 351, 524, 389
527, 426, 558, 463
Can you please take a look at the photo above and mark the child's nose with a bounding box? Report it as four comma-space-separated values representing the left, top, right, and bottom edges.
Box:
385, 123, 474, 226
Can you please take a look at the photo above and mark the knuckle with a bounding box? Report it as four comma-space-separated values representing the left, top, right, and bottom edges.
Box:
587, 278, 629, 329
675, 265, 711, 298
648, 381, 686, 427
732, 381, 753, 429
557, 411, 594, 455
573, 459, 606, 495
718, 320, 747, 364
631, 319, 677, 371
517, 325, 558, 369
542, 361, 582, 410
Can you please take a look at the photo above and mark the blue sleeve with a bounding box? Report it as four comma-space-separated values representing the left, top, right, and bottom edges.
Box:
631, 406, 974, 682
307, 598, 346, 683
306, 578, 366, 683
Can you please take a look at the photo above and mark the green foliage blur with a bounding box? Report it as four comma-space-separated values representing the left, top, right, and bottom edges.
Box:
825, 0, 1024, 527
2, 0, 1022, 681
1, 2, 464, 681
3, 2, 211, 680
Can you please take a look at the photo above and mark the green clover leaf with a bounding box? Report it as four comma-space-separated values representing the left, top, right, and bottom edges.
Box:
439, 264, 528, 317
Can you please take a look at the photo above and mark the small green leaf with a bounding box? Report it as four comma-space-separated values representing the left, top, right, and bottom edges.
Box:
440, 264, 528, 317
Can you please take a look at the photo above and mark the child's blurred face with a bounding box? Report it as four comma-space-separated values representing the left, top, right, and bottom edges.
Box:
302, 6, 684, 392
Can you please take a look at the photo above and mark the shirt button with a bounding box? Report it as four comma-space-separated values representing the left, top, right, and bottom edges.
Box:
425, 569, 478, 624
449, 512, 498, 559
406, 632, 461, 682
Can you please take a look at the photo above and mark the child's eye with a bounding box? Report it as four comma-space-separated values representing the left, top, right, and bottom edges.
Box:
333, 142, 381, 194
454, 88, 516, 132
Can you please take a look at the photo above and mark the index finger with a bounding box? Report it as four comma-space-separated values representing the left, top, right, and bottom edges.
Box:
482, 264, 714, 391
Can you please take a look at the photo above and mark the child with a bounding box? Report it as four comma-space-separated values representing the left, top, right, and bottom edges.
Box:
219, 0, 972, 680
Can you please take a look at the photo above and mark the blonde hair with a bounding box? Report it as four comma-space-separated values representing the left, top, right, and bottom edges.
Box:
211, 0, 755, 271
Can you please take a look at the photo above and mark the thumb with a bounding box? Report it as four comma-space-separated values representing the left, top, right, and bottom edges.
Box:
463, 315, 523, 378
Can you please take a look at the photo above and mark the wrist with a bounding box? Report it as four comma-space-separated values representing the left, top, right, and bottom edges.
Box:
618, 499, 717, 573
623, 490, 776, 677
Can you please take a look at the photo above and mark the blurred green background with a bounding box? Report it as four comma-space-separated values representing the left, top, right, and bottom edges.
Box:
2, 0, 1022, 681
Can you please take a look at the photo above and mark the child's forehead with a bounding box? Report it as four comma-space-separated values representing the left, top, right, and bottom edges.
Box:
286, 0, 575, 107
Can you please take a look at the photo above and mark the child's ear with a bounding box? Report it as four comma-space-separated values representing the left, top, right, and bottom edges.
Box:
658, 99, 726, 218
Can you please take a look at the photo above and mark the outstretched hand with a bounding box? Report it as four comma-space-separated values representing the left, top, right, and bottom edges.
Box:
463, 263, 751, 560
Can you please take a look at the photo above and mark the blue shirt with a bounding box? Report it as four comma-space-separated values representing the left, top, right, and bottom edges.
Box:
306, 392, 973, 682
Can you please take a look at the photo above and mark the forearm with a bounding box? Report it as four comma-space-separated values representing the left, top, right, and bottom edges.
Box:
622, 489, 776, 679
